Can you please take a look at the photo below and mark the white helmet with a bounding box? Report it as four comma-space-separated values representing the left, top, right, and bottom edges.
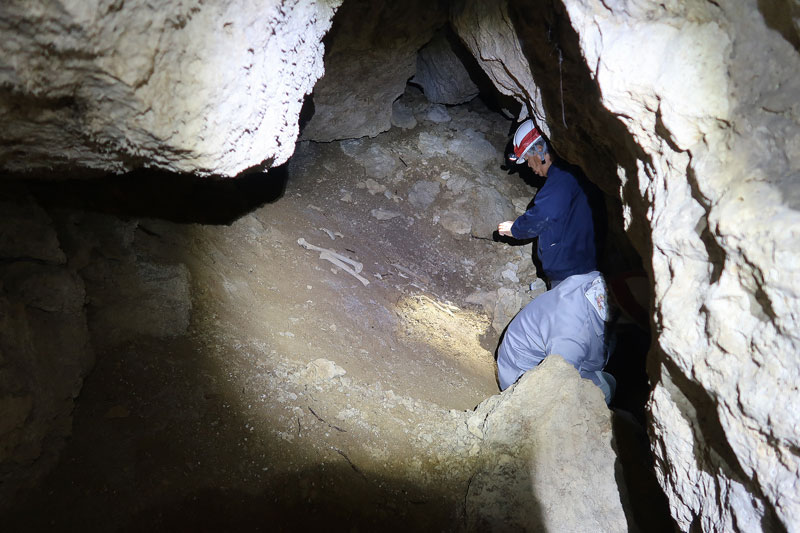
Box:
509, 119, 546, 164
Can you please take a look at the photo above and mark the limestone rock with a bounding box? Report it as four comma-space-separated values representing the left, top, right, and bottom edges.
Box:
439, 211, 472, 235
391, 98, 417, 129
299, 358, 347, 382
491, 287, 527, 334
482, 0, 800, 529
0, 199, 93, 507
424, 104, 452, 124
452, 0, 547, 129
458, 185, 518, 238
407, 180, 440, 210
300, 0, 447, 141
370, 209, 402, 221
466, 355, 628, 531
412, 30, 479, 105
0, 0, 341, 177
446, 129, 497, 169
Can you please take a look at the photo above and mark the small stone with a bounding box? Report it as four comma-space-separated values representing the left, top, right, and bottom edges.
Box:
502, 269, 519, 283
371, 209, 402, 221
426, 104, 451, 123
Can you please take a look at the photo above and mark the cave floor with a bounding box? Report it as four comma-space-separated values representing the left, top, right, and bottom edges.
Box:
8, 92, 545, 531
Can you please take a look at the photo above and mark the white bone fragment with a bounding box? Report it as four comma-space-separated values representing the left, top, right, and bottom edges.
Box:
297, 238, 363, 273
320, 252, 370, 286
297, 238, 368, 286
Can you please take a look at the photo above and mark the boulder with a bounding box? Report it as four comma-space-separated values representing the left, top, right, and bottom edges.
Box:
466, 355, 628, 530
411, 31, 479, 105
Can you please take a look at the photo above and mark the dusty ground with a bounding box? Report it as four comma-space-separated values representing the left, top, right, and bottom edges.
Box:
7, 89, 552, 531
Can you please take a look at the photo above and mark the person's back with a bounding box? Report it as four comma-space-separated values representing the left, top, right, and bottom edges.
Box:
530, 162, 597, 283
497, 120, 600, 287
496, 271, 615, 402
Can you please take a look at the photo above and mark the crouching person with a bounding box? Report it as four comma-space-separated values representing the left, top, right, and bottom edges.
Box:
497, 271, 617, 404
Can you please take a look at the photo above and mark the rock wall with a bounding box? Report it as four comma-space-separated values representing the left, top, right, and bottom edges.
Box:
411, 30, 479, 105
299, 0, 447, 141
0, 0, 341, 177
0, 182, 197, 506
450, 0, 547, 128
0, 186, 94, 507
457, 0, 800, 530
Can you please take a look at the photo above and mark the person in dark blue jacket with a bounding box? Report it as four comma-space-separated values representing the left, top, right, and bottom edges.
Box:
498, 120, 598, 288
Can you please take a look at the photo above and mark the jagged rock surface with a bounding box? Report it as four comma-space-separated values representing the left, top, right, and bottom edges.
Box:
0, 0, 341, 177
465, 356, 628, 531
411, 30, 479, 105
299, 0, 447, 142
474, 0, 800, 530
451, 0, 547, 128
1, 0, 798, 530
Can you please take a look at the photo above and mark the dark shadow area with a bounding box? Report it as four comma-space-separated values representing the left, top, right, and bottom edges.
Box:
606, 323, 651, 426
0, 329, 482, 533
611, 411, 675, 533
298, 94, 316, 136
8, 464, 469, 533
757, 0, 800, 53
15, 164, 289, 226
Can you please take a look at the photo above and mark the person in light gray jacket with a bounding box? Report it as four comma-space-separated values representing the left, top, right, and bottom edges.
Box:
497, 270, 617, 404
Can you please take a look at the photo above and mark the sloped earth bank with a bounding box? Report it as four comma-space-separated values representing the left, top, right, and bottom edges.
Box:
6, 89, 644, 530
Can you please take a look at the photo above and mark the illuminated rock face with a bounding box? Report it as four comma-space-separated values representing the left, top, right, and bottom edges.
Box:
0, 0, 341, 177
466, 356, 628, 531
460, 0, 799, 529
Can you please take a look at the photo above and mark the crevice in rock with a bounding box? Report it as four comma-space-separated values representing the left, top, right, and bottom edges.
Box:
686, 165, 725, 286
662, 357, 783, 531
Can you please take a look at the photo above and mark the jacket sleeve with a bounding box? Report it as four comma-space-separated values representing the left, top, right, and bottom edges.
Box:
510, 178, 571, 240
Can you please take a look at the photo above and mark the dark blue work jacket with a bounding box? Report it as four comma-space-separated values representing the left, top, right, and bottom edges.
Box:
510, 162, 598, 282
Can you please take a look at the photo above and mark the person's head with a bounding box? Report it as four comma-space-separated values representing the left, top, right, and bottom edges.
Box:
509, 119, 551, 177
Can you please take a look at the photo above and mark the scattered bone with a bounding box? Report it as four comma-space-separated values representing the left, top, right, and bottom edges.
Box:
391, 263, 418, 280
416, 294, 459, 317
319, 228, 343, 240
322, 252, 370, 286
370, 208, 402, 221
298, 238, 362, 273
298, 238, 369, 286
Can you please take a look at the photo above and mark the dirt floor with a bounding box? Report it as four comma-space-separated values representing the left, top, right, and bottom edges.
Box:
6, 91, 558, 531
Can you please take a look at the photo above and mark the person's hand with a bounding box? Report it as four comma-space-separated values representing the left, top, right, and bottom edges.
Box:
497, 221, 514, 237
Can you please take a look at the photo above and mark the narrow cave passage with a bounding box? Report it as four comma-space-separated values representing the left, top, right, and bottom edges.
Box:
2, 0, 797, 529
3, 76, 669, 530
1, 9, 672, 532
